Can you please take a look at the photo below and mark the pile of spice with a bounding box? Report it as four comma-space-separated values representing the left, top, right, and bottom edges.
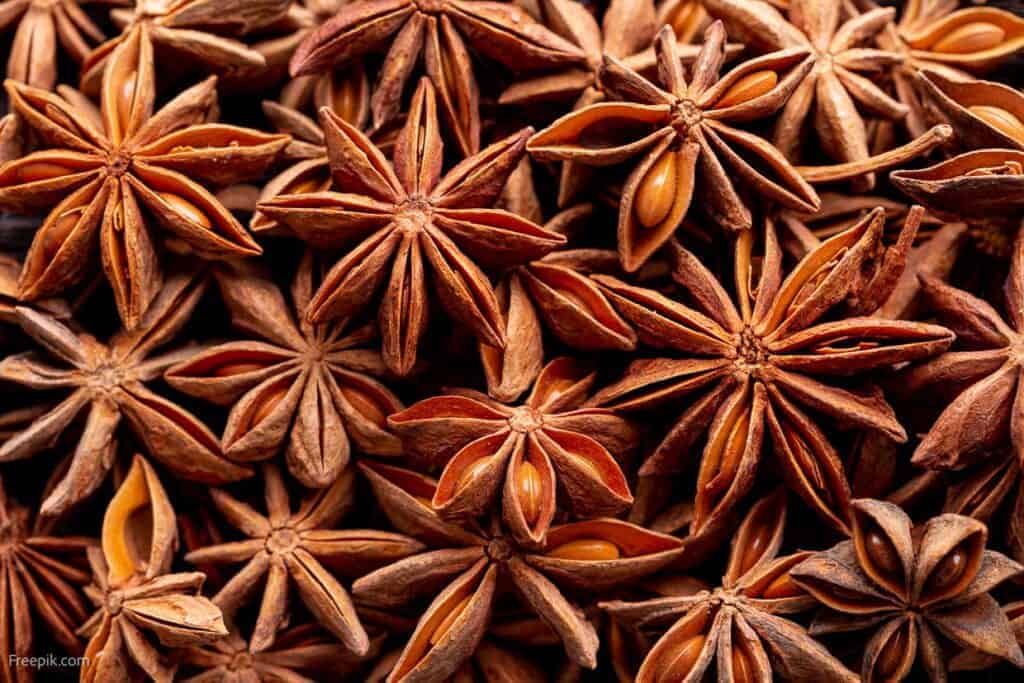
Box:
0, 0, 1023, 680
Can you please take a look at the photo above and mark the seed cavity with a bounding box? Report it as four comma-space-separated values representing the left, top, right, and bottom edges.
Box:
545, 538, 621, 561
714, 70, 778, 109
932, 22, 1006, 54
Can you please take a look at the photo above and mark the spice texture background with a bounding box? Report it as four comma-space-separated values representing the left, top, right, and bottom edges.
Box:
1, 0, 1024, 681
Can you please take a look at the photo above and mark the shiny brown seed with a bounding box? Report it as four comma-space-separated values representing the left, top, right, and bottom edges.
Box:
714, 70, 778, 108
667, 1, 701, 38
864, 527, 902, 578
515, 460, 543, 525
932, 22, 1006, 54
212, 362, 264, 377
760, 572, 803, 599
331, 71, 361, 124
738, 519, 773, 577
925, 544, 968, 595
634, 150, 677, 228
118, 69, 138, 128
545, 538, 621, 561
339, 385, 388, 427
158, 192, 213, 229
15, 161, 74, 183
429, 594, 472, 645
455, 457, 493, 494
969, 105, 1024, 144
41, 208, 83, 261
874, 626, 907, 679
287, 175, 327, 195
247, 384, 288, 429
657, 634, 706, 682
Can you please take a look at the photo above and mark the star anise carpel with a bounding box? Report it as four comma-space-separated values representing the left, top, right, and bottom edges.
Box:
590, 209, 954, 536
0, 268, 251, 518
79, 455, 228, 683
165, 251, 404, 488
0, 27, 289, 329
257, 76, 566, 377
792, 498, 1024, 682
602, 489, 859, 683
387, 356, 638, 546
528, 21, 820, 272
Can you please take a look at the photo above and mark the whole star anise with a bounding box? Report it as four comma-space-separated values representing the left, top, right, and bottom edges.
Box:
0, 475, 94, 683
257, 77, 566, 376
0, 270, 251, 518
792, 498, 1024, 682
0, 28, 289, 329
590, 210, 953, 536
528, 22, 819, 271
602, 490, 858, 682
388, 356, 638, 546
79, 455, 228, 683
165, 251, 404, 488
353, 460, 684, 679
288, 0, 585, 156
184, 464, 423, 656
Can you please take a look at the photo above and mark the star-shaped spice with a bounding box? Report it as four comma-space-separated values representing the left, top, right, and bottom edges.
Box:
792, 498, 1024, 682
0, 0, 110, 89
289, 0, 585, 156
602, 490, 858, 682
528, 23, 819, 271
915, 70, 1024, 152
184, 464, 424, 655
388, 356, 638, 546
590, 210, 953, 536
0, 270, 251, 519
257, 77, 565, 376
353, 460, 684, 679
0, 27, 288, 329
165, 252, 404, 488
79, 455, 228, 683
0, 476, 94, 683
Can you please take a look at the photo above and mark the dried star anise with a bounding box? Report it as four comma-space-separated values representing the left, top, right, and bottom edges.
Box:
528, 22, 819, 271
590, 211, 953, 536
257, 77, 565, 376
602, 490, 858, 682
0, 269, 251, 518
792, 498, 1024, 682
184, 464, 422, 655
79, 455, 228, 683
353, 460, 684, 678
288, 0, 585, 156
0, 475, 94, 683
388, 356, 638, 546
915, 70, 1024, 152
0, 28, 288, 329
164, 251, 404, 488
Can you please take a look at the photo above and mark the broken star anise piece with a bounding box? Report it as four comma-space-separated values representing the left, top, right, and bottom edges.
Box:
184, 464, 423, 656
353, 460, 684, 679
0, 269, 251, 519
528, 22, 819, 271
0, 27, 288, 329
257, 77, 566, 376
165, 251, 404, 488
590, 210, 953, 536
388, 356, 638, 546
289, 0, 585, 156
792, 498, 1024, 682
79, 455, 228, 683
602, 490, 858, 683
0, 475, 94, 683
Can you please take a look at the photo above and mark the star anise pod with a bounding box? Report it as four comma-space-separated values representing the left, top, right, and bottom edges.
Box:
165, 251, 404, 488
915, 70, 1024, 152
80, 0, 291, 94
367, 639, 551, 682
288, 0, 585, 156
79, 455, 228, 683
0, 475, 94, 683
951, 600, 1024, 673
792, 498, 1024, 682
184, 464, 423, 655
388, 356, 638, 546
0, 269, 251, 519
590, 210, 954, 536
704, 0, 909, 191
0, 28, 289, 329
0, 253, 70, 324
175, 619, 382, 682
528, 22, 819, 271
602, 490, 858, 682
353, 460, 685, 678
257, 77, 566, 376
0, 0, 112, 89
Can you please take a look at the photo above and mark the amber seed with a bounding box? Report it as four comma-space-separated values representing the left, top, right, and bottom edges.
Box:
657, 634, 706, 682
714, 70, 778, 109
15, 161, 73, 183
516, 460, 543, 526
339, 385, 388, 427
874, 625, 908, 679
968, 105, 1024, 144
864, 527, 902, 578
545, 538, 621, 561
634, 150, 677, 228
925, 544, 968, 595
212, 362, 264, 377
41, 208, 84, 261
760, 572, 803, 599
455, 457, 493, 494
247, 384, 288, 429
931, 22, 1006, 54
158, 192, 213, 229
732, 639, 755, 683
429, 594, 473, 645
